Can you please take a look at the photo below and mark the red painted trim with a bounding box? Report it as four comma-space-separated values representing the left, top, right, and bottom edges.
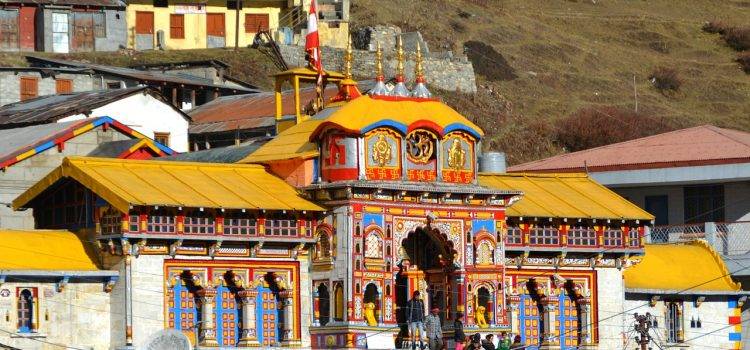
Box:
406, 120, 445, 134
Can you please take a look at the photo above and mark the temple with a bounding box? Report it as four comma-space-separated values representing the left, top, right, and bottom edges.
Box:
7, 38, 661, 350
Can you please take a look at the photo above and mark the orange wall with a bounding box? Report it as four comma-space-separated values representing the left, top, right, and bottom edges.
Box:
268, 158, 314, 187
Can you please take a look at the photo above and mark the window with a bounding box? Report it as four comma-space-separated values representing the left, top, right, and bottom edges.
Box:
93, 12, 106, 37
628, 228, 640, 247
645, 195, 669, 226
364, 231, 383, 258
206, 13, 225, 37
223, 215, 257, 235
107, 81, 121, 89
55, 79, 73, 93
184, 212, 215, 234
684, 185, 724, 223
100, 207, 122, 235
244, 13, 269, 33
568, 226, 596, 246
19, 77, 38, 101
264, 217, 297, 236
529, 226, 559, 245
602, 228, 623, 247
129, 213, 140, 232
169, 14, 184, 39
146, 212, 175, 233
17, 288, 34, 333
154, 132, 170, 147
666, 301, 684, 343
505, 226, 522, 245
153, 0, 168, 7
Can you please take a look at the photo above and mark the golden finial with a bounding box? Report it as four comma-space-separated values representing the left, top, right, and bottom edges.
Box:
396, 35, 405, 78
415, 41, 424, 81
343, 35, 353, 80
375, 41, 384, 78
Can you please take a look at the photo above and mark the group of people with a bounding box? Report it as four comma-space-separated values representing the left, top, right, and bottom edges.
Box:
405, 291, 524, 350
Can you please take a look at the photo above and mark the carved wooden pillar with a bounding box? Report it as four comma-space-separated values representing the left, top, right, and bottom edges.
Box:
313, 289, 321, 327
279, 289, 299, 346
197, 287, 219, 347
578, 297, 595, 349
237, 288, 260, 347
539, 295, 560, 350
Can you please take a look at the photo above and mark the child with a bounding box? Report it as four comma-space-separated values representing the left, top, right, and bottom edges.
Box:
453, 312, 466, 350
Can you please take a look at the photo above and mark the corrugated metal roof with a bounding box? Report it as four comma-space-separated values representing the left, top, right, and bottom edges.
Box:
13, 156, 325, 212
0, 229, 102, 270
26, 56, 258, 92
0, 86, 191, 128
164, 137, 270, 163
624, 240, 741, 292
509, 125, 750, 173
0, 120, 83, 160
479, 172, 654, 220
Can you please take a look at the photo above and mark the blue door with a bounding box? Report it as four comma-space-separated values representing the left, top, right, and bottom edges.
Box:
518, 294, 541, 350
216, 285, 240, 346
168, 283, 199, 342
558, 293, 579, 350
257, 286, 280, 346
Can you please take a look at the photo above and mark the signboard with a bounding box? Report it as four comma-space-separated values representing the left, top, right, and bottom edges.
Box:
174, 4, 206, 14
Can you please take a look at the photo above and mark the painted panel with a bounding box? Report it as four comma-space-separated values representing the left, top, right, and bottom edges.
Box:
558, 292, 579, 350
519, 294, 541, 350
257, 286, 280, 346
216, 285, 239, 346
364, 128, 402, 180
405, 130, 437, 182
168, 282, 199, 342
441, 132, 475, 184
321, 133, 358, 181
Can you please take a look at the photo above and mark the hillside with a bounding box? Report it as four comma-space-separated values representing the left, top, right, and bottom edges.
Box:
351, 0, 750, 164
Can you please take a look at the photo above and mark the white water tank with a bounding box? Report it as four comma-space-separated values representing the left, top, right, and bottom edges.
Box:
479, 152, 506, 173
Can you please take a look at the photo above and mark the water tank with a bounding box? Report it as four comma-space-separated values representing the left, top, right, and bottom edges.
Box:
479, 152, 506, 173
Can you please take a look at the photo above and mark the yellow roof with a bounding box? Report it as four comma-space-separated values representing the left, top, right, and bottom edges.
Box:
240, 119, 323, 163
310, 95, 484, 139
479, 173, 654, 220
624, 241, 741, 292
0, 230, 100, 270
273, 66, 345, 79
13, 157, 325, 213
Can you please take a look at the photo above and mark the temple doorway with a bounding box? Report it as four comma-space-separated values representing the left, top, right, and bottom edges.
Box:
395, 227, 455, 345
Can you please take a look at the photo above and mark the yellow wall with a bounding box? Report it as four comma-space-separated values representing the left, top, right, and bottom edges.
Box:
126, 0, 282, 50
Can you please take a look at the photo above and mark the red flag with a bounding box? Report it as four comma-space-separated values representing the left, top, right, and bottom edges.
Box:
305, 0, 323, 85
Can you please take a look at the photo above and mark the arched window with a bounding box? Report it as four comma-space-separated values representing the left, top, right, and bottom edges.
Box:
475, 240, 494, 265
666, 301, 684, 343
317, 284, 330, 326
364, 230, 384, 259
17, 289, 33, 333
333, 283, 344, 322
315, 229, 332, 260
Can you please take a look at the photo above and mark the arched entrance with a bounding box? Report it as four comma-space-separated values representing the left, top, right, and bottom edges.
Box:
395, 226, 456, 345
317, 284, 330, 326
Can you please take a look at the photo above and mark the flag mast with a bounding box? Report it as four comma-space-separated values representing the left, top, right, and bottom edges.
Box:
305, 0, 324, 112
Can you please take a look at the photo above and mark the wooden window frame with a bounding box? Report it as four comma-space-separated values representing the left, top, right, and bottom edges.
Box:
154, 132, 170, 147
169, 14, 184, 39
244, 13, 269, 33
19, 76, 38, 101
55, 78, 73, 94
206, 13, 225, 37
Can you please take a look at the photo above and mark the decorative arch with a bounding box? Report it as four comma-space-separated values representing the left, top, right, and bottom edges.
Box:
314, 225, 333, 261
474, 232, 496, 266
364, 227, 385, 259
399, 226, 458, 267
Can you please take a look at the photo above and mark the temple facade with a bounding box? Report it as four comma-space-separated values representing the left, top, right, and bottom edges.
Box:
7, 41, 662, 350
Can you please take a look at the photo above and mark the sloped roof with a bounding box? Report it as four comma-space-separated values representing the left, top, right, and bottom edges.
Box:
0, 230, 101, 271
310, 95, 484, 139
13, 157, 324, 212
0, 86, 191, 129
239, 118, 325, 163
478, 173, 653, 220
87, 138, 167, 158
510, 125, 750, 173
624, 241, 742, 293
164, 137, 271, 163
0, 116, 174, 170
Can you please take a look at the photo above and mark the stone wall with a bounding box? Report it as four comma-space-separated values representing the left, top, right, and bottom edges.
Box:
0, 71, 94, 106
0, 126, 132, 229
596, 267, 626, 349
0, 281, 112, 350
279, 44, 477, 93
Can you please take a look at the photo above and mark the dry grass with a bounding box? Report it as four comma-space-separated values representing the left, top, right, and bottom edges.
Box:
351, 0, 750, 164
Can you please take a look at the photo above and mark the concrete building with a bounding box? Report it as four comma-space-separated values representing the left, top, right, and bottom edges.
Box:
0, 86, 192, 152
0, 116, 173, 229
0, 0, 126, 52
624, 241, 748, 350
0, 67, 95, 106
0, 229, 118, 350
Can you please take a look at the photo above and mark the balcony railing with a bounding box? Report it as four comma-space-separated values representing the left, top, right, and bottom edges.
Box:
505, 226, 642, 250
649, 221, 750, 256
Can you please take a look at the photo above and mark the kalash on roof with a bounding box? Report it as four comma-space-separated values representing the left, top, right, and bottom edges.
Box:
239, 37, 502, 199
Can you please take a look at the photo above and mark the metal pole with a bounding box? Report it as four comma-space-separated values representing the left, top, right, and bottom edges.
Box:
634, 313, 651, 350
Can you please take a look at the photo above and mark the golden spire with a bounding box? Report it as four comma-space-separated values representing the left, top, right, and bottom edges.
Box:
375, 41, 384, 79
414, 41, 424, 81
396, 35, 405, 78
343, 35, 353, 80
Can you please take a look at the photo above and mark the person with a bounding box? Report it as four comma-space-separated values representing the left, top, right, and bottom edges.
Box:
481, 334, 495, 350
465, 333, 483, 350
424, 307, 443, 350
406, 291, 426, 350
497, 332, 511, 350
510, 335, 522, 349
453, 312, 466, 350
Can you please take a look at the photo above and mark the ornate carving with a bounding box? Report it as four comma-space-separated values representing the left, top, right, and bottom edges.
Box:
447, 139, 466, 170
406, 130, 435, 163
371, 135, 393, 167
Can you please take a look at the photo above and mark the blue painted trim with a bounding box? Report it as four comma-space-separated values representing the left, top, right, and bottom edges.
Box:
360, 120, 408, 135
729, 332, 741, 341
728, 299, 738, 308
444, 123, 482, 139
33, 141, 55, 154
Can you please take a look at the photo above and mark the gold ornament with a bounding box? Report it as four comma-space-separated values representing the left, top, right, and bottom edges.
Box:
406, 130, 434, 163
371, 135, 393, 167
396, 36, 405, 77
447, 139, 466, 170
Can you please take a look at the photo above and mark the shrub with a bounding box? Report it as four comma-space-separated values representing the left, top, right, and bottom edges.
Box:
702, 20, 728, 35
649, 67, 682, 92
723, 27, 750, 51
555, 106, 676, 152
738, 52, 750, 74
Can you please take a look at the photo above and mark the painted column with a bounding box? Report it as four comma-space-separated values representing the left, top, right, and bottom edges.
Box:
197, 287, 219, 347
539, 295, 560, 350
125, 254, 133, 347
279, 289, 299, 346
578, 298, 594, 349
237, 288, 260, 347
313, 289, 321, 327
509, 297, 520, 336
